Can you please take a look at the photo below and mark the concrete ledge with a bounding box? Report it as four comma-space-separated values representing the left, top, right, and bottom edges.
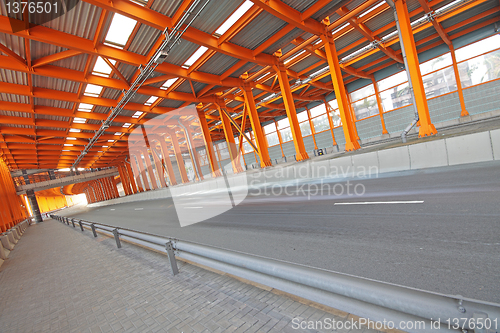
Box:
409, 140, 448, 169
445, 131, 493, 166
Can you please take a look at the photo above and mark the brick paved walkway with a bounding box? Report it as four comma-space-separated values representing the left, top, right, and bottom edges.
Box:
0, 220, 379, 333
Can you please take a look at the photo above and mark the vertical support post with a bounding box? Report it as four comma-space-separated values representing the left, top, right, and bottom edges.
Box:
305, 106, 318, 150
372, 77, 389, 135
91, 223, 97, 237
118, 165, 132, 195
167, 130, 189, 183
218, 104, 244, 173
140, 148, 158, 190
112, 228, 122, 248
165, 241, 179, 275
125, 161, 139, 193
150, 146, 168, 187
180, 120, 204, 181
71, 218, 75, 228
321, 25, 360, 151
242, 85, 272, 167
324, 99, 338, 146
149, 135, 177, 186
274, 58, 309, 161
450, 45, 469, 117
275, 120, 285, 158
196, 109, 222, 177
133, 152, 151, 191
78, 220, 84, 231
393, 0, 437, 137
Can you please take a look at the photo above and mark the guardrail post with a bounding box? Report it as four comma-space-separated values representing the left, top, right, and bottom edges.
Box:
71, 218, 75, 228
165, 241, 179, 276
78, 221, 84, 232
112, 229, 121, 248
91, 224, 97, 237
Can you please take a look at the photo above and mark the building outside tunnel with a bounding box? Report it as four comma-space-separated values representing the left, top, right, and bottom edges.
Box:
0, 0, 500, 331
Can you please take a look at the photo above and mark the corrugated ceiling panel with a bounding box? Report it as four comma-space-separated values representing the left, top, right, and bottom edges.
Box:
0, 34, 26, 59
93, 106, 109, 114
312, 0, 351, 21
115, 63, 138, 81
0, 111, 30, 117
282, 0, 316, 13
441, 1, 498, 30
197, 53, 240, 76
335, 30, 365, 54
262, 27, 304, 55
101, 88, 121, 100
164, 39, 200, 66
190, 0, 244, 34
158, 99, 185, 108
289, 55, 322, 74
0, 69, 28, 85
128, 24, 162, 56
51, 53, 89, 72
364, 8, 394, 34
35, 1, 102, 40
231, 12, 288, 50
32, 76, 79, 93
35, 114, 70, 122
30, 40, 68, 60
150, 0, 183, 18
34, 98, 74, 109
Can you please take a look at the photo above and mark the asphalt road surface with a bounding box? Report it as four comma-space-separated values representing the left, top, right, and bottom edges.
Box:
63, 160, 500, 303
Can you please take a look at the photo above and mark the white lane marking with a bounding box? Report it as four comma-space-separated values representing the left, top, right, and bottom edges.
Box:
134, 208, 144, 210
184, 206, 203, 209
110, 209, 115, 211
334, 201, 424, 205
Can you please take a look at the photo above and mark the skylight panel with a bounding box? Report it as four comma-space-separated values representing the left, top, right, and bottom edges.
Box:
144, 96, 158, 106
69, 128, 81, 133
184, 46, 208, 68
331, 23, 350, 36
108, 140, 114, 142
105, 13, 137, 46
64, 144, 73, 146
78, 103, 94, 112
67, 137, 76, 140
284, 50, 306, 64
122, 123, 131, 127
73, 118, 87, 123
103, 145, 108, 148
114, 132, 122, 135
359, 2, 385, 18
83, 84, 103, 97
214, 0, 253, 36
132, 111, 143, 118
93, 57, 116, 76
160, 78, 178, 90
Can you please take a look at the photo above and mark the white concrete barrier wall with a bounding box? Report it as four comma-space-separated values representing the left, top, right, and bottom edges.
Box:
489, 128, 500, 160
445, 131, 493, 166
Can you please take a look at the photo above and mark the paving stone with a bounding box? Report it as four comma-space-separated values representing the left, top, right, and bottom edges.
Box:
0, 220, 383, 333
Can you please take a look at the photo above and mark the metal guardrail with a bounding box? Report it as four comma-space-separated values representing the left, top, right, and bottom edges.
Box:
52, 214, 500, 333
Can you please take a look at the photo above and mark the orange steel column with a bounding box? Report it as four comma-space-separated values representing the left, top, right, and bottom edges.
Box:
305, 106, 318, 150
275, 121, 285, 158
321, 23, 360, 151
394, 0, 437, 137
450, 45, 469, 117
150, 146, 168, 187
132, 152, 150, 191
149, 135, 177, 186
140, 148, 158, 190
125, 161, 139, 193
118, 165, 132, 195
324, 100, 338, 145
218, 104, 244, 173
167, 130, 189, 183
372, 77, 389, 135
181, 120, 204, 181
274, 58, 309, 161
197, 109, 222, 177
110, 177, 119, 198
242, 85, 272, 167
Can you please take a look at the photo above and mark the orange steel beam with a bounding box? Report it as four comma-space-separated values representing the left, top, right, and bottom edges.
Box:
167, 131, 189, 183
149, 134, 178, 185
218, 5, 263, 45
242, 84, 272, 167
196, 109, 221, 177
394, 0, 437, 137
217, 104, 244, 173
0, 42, 26, 66
321, 21, 360, 151
102, 57, 130, 87
274, 56, 309, 161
